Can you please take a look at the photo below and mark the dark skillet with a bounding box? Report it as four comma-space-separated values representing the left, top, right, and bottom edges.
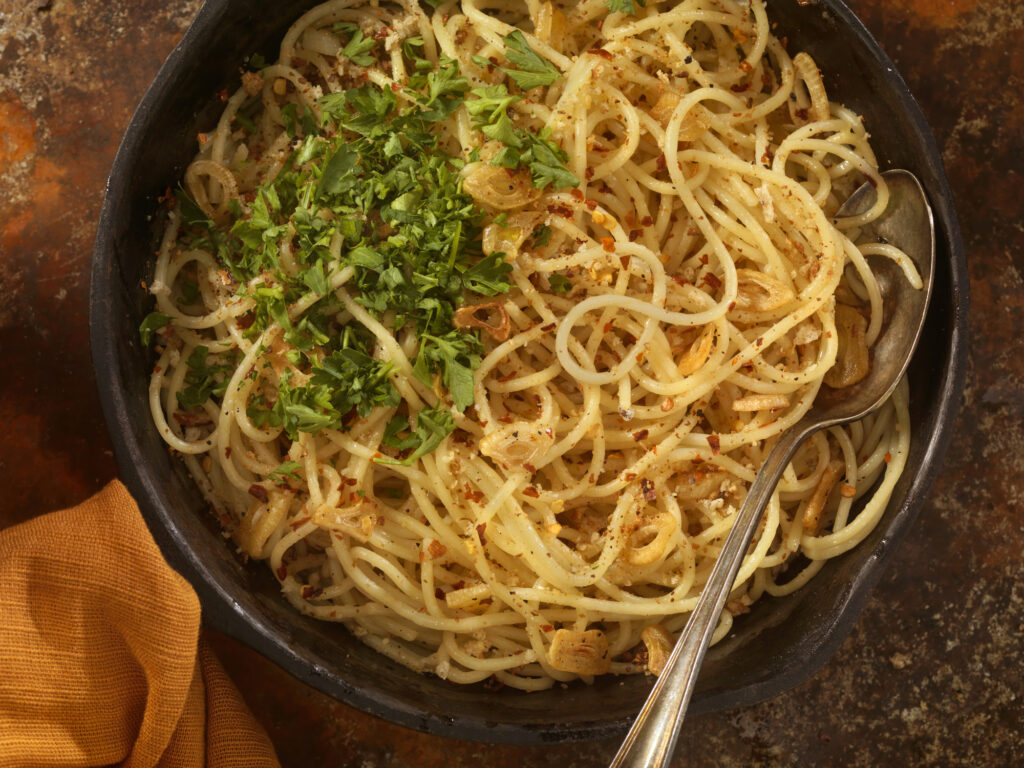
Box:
90, 0, 968, 744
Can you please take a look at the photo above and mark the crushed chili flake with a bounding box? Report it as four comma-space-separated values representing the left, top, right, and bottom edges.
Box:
522, 486, 540, 498
640, 478, 658, 502
629, 229, 643, 242
640, 215, 654, 227
300, 585, 323, 600
707, 434, 721, 455
601, 237, 615, 252
476, 523, 488, 545
247, 484, 269, 502
547, 203, 574, 218
656, 154, 667, 173
435, 587, 446, 600
884, 452, 892, 463
702, 272, 722, 290
428, 540, 447, 559
276, 564, 288, 580
585, 167, 595, 180
633, 429, 649, 442
589, 47, 613, 59
570, 188, 584, 201
584, 198, 598, 211
623, 472, 638, 481
540, 322, 556, 332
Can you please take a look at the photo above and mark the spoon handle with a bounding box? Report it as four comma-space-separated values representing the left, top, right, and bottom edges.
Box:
609, 424, 812, 768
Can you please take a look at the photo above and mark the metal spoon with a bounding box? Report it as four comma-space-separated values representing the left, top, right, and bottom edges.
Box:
610, 169, 935, 768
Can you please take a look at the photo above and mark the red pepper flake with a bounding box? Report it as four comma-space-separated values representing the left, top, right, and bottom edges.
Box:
570, 188, 585, 201
547, 203, 573, 218
619, 255, 631, 269
640, 215, 653, 227
884, 452, 892, 463
585, 167, 595, 180
623, 473, 637, 482
702, 272, 722, 290
540, 624, 555, 632
728, 301, 736, 312
428, 540, 447, 559
276, 564, 288, 580
465, 487, 484, 503
589, 47, 613, 60
604, 321, 614, 333
730, 82, 751, 93
632, 429, 649, 442
699, 254, 709, 265
629, 229, 642, 242
224, 447, 232, 459
707, 434, 721, 455
656, 154, 667, 173
524, 462, 536, 475
756, 337, 764, 347
640, 478, 658, 502
498, 414, 514, 423
390, 82, 402, 92
522, 486, 540, 498
601, 237, 615, 252
300, 584, 322, 600
540, 322, 556, 332
483, 676, 505, 691
584, 198, 598, 211
795, 107, 809, 121
476, 523, 487, 545
435, 587, 446, 600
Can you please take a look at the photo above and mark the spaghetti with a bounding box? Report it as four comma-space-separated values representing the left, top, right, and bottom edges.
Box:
145, 0, 919, 689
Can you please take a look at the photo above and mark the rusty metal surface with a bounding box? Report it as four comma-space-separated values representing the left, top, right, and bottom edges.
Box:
0, 0, 1021, 765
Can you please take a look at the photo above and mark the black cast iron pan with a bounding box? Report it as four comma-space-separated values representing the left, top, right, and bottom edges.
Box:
90, 0, 968, 744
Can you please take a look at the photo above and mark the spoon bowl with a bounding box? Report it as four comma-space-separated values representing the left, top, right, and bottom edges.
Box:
611, 169, 935, 768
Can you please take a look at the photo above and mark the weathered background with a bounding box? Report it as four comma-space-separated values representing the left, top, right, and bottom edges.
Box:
1, 0, 1021, 765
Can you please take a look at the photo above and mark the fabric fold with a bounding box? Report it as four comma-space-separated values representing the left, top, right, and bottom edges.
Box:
0, 481, 280, 768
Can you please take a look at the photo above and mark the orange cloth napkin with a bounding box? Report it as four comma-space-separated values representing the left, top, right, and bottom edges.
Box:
0, 481, 281, 768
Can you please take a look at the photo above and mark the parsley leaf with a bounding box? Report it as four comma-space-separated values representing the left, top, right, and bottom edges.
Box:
465, 85, 522, 124
139, 312, 171, 345
334, 22, 377, 67
375, 405, 455, 465
606, 0, 646, 13
467, 84, 578, 190
500, 31, 561, 89
548, 273, 573, 293
413, 330, 482, 411
177, 346, 235, 408
462, 252, 512, 296
268, 460, 302, 482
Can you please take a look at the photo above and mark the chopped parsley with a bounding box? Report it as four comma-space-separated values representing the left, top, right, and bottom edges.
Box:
548, 273, 573, 293
497, 31, 561, 90
139, 311, 171, 345
467, 83, 579, 190
606, 0, 646, 14
150, 47, 576, 461
177, 346, 236, 409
